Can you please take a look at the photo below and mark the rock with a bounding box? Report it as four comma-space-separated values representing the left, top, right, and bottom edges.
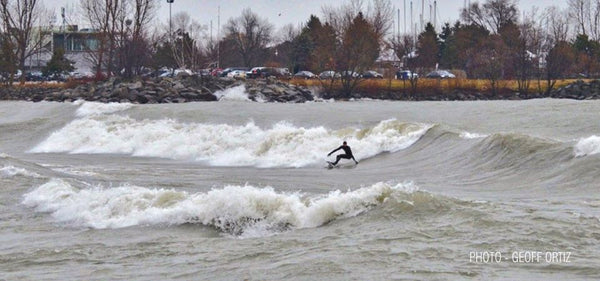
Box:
127, 81, 143, 90
135, 93, 149, 104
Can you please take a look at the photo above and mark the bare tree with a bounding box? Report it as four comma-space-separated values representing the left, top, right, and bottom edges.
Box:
119, 0, 156, 77
276, 23, 299, 45
80, 0, 122, 78
461, 0, 518, 33
168, 11, 205, 70
367, 0, 393, 42
567, 0, 600, 40
544, 6, 571, 45
471, 35, 507, 95
569, 0, 590, 36
224, 8, 273, 67
322, 0, 364, 38
322, 0, 392, 43
0, 0, 49, 82
546, 41, 575, 94
80, 0, 155, 78
389, 34, 417, 97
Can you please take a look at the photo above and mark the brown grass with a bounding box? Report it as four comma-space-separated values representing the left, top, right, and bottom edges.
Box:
0, 79, 85, 89
289, 78, 586, 94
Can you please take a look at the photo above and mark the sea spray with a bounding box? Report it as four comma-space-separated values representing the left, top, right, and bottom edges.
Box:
214, 85, 252, 101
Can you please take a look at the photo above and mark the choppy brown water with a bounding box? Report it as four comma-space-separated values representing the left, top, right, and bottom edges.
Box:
1, 99, 599, 280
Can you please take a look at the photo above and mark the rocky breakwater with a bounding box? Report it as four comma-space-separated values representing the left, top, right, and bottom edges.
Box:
549, 79, 600, 100
244, 76, 314, 103
0, 74, 314, 103
43, 75, 230, 103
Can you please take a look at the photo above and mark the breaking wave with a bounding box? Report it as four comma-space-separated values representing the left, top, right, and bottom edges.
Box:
459, 131, 488, 139
214, 85, 252, 101
574, 135, 600, 157
73, 100, 134, 117
23, 179, 436, 237
0, 165, 41, 178
29, 117, 431, 167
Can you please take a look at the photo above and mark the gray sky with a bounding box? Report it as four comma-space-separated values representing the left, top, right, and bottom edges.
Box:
46, 0, 569, 36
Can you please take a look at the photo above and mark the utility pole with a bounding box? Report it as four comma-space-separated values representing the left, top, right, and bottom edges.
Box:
217, 5, 220, 69
167, 0, 173, 44
397, 8, 400, 38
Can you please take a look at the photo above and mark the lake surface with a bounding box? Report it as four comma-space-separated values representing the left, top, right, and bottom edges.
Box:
1, 98, 599, 280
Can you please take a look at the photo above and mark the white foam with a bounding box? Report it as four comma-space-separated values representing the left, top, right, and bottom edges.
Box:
30, 117, 431, 167
22, 179, 417, 236
459, 131, 488, 139
214, 85, 251, 101
0, 165, 41, 178
574, 135, 600, 157
74, 101, 133, 117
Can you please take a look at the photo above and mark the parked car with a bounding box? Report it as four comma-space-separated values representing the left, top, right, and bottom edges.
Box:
362, 70, 383, 79
293, 71, 316, 79
276, 68, 292, 79
227, 69, 246, 78
25, 71, 44, 81
220, 67, 249, 77
340, 71, 360, 78
396, 70, 418, 80
69, 71, 94, 80
246, 67, 266, 78
318, 70, 340, 79
425, 70, 455, 78
246, 67, 291, 79
210, 68, 223, 76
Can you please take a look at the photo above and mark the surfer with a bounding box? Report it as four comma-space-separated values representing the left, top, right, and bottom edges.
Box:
327, 141, 359, 166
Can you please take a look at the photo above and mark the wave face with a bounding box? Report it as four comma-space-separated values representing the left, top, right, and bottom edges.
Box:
30, 115, 431, 167
22, 179, 433, 237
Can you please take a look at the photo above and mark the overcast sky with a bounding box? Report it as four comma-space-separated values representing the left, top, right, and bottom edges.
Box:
46, 0, 569, 36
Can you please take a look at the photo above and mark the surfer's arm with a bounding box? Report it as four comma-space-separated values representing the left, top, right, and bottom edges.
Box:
328, 146, 342, 156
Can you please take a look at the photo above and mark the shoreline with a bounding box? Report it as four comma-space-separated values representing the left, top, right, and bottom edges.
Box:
0, 76, 598, 103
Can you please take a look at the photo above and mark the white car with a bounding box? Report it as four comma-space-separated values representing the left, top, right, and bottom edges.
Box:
425, 70, 456, 78
227, 69, 246, 78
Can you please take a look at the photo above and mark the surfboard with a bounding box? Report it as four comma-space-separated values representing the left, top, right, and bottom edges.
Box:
326, 161, 335, 169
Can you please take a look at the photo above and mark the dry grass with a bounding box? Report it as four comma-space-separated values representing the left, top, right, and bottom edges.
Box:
0, 80, 84, 89
290, 78, 586, 94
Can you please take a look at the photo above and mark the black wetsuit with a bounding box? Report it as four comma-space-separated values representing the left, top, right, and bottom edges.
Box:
328, 145, 358, 165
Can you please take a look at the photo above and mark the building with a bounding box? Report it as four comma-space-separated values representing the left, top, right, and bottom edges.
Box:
26, 25, 100, 74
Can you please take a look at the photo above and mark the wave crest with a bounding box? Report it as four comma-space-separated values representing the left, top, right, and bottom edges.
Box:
74, 100, 134, 117
574, 135, 600, 157
30, 117, 431, 167
23, 179, 428, 237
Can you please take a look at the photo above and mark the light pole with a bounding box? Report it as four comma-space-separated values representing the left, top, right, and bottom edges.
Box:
167, 0, 174, 74
167, 0, 173, 44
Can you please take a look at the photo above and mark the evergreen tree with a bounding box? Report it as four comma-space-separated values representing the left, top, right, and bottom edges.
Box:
0, 35, 17, 83
338, 12, 379, 97
439, 22, 459, 69
310, 22, 337, 73
42, 48, 74, 77
291, 15, 321, 72
416, 22, 439, 70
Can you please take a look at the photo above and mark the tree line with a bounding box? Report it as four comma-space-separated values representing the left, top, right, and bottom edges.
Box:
1, 0, 600, 96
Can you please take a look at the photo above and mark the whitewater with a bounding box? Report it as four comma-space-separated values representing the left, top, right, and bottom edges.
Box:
1, 98, 600, 280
